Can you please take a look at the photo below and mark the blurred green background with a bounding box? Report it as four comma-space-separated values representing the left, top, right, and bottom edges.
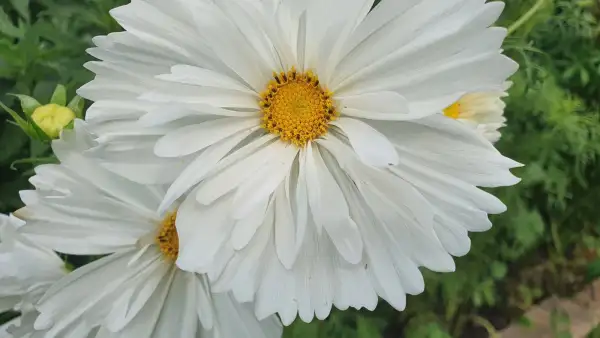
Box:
1, 0, 600, 337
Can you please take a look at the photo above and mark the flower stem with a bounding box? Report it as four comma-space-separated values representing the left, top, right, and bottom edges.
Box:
507, 0, 547, 36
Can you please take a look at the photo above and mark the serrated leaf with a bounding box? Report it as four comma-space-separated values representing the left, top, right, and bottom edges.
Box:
10, 94, 41, 116
50, 84, 67, 106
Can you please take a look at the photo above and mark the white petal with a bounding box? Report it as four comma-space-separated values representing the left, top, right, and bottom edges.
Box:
332, 117, 399, 167
305, 144, 363, 264
274, 185, 297, 269
339, 91, 409, 115
231, 198, 270, 251
158, 128, 256, 214
195, 137, 281, 206
157, 65, 257, 94
154, 117, 259, 158
232, 144, 298, 219
176, 193, 233, 272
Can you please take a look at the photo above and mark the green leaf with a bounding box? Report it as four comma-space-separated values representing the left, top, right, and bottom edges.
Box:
67, 95, 85, 118
9, 94, 41, 116
50, 84, 67, 106
0, 7, 23, 38
0, 100, 33, 136
9, 0, 30, 23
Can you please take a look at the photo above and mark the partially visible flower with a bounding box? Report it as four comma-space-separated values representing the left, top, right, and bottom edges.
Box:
0, 213, 66, 338
0, 84, 84, 141
443, 83, 511, 143
15, 122, 283, 338
30, 104, 76, 139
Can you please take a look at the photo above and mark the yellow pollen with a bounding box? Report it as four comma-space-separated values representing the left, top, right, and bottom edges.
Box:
260, 67, 339, 147
156, 211, 179, 261
443, 101, 462, 119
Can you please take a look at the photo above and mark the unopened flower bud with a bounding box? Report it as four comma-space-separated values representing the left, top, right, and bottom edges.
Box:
31, 104, 76, 139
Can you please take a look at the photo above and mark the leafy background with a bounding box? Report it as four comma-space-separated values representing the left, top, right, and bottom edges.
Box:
1, 0, 600, 337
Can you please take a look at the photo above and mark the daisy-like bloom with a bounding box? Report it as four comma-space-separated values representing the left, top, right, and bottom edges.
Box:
81, 0, 522, 324
442, 83, 511, 143
0, 214, 66, 338
15, 123, 283, 338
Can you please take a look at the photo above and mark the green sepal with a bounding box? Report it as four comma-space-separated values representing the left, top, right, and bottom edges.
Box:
0, 100, 37, 139
8, 94, 41, 116
64, 119, 75, 131
67, 95, 85, 119
50, 84, 67, 106
25, 112, 52, 142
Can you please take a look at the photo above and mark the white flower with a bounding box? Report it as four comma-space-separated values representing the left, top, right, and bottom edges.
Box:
442, 83, 511, 143
0, 214, 66, 338
15, 123, 283, 338
80, 0, 522, 324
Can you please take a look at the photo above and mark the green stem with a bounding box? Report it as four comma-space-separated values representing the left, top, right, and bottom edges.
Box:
470, 315, 500, 338
507, 0, 547, 36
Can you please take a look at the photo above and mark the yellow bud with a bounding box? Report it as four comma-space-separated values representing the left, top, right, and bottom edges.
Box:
443, 101, 462, 120
31, 104, 76, 139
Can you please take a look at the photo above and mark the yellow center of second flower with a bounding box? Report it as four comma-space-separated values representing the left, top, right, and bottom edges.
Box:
260, 68, 339, 147
156, 211, 179, 260
443, 101, 462, 119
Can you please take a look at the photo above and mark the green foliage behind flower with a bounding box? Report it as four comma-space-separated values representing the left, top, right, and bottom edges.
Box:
1, 0, 600, 337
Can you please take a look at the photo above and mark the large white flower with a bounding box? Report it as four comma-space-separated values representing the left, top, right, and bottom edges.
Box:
442, 82, 511, 143
0, 214, 66, 338
14, 123, 283, 338
80, 0, 522, 324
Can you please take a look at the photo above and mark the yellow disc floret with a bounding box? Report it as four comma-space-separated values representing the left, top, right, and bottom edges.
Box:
260, 68, 339, 147
31, 104, 76, 139
156, 211, 179, 261
443, 101, 462, 119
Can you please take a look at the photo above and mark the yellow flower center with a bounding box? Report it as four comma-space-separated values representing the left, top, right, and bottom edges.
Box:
443, 101, 462, 119
31, 104, 76, 138
260, 68, 339, 147
156, 211, 179, 260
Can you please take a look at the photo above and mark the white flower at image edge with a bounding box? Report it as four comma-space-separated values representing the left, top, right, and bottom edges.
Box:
442, 82, 512, 143
14, 123, 282, 338
0, 214, 66, 338
80, 0, 523, 325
